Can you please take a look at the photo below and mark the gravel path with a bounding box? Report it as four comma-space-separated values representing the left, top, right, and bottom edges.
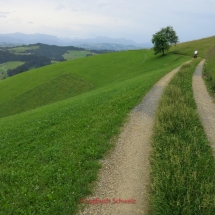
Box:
77, 65, 183, 215
192, 59, 215, 152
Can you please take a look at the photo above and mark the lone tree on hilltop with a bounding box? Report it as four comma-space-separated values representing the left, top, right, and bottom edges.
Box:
152, 26, 179, 56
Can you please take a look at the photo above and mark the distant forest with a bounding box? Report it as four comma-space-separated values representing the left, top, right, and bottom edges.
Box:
0, 43, 114, 77
0, 44, 84, 77
0, 50, 51, 77
26, 43, 85, 61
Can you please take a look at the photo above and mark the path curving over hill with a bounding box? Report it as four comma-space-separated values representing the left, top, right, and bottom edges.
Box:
193, 60, 215, 153
78, 65, 184, 215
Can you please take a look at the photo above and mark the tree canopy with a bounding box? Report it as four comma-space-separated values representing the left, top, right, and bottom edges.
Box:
152, 26, 179, 56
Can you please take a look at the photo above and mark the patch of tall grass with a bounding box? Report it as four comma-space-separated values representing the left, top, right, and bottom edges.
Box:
150, 60, 215, 214
203, 45, 215, 96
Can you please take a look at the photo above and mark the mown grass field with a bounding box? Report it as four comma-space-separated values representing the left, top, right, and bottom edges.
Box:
0, 61, 25, 80
150, 60, 215, 214
63, 50, 92, 60
0, 50, 189, 118
8, 45, 39, 54
0, 49, 191, 214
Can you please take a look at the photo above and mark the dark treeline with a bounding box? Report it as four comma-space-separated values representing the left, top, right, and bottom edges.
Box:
1, 43, 84, 77
89, 49, 115, 54
1, 43, 113, 78
7, 56, 51, 77
0, 50, 51, 77
25, 43, 85, 61
0, 50, 19, 63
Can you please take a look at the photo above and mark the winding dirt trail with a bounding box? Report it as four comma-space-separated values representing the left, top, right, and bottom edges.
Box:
192, 59, 215, 152
77, 65, 184, 215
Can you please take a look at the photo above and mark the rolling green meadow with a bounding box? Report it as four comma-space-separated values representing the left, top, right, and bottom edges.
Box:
0, 35, 215, 214
0, 50, 189, 118
63, 50, 92, 60
8, 46, 39, 54
0, 49, 190, 214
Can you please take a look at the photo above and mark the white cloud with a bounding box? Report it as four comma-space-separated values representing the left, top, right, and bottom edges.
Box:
0, 11, 10, 18
0, 0, 214, 43
55, 4, 66, 11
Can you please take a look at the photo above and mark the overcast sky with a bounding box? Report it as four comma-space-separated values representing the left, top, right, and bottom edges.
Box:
0, 0, 215, 43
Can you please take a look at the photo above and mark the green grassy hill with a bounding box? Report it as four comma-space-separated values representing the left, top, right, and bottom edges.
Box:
170, 35, 215, 94
170, 35, 215, 57
8, 45, 39, 54
0, 36, 215, 214
0, 49, 189, 118
63, 50, 92, 60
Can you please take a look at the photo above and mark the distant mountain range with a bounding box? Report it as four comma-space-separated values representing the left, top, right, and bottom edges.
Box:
0, 33, 152, 50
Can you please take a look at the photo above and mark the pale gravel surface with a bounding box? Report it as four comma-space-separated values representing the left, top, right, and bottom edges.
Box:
192, 59, 215, 152
77, 65, 183, 215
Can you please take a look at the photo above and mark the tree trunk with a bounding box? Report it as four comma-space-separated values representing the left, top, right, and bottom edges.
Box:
162, 49, 164, 56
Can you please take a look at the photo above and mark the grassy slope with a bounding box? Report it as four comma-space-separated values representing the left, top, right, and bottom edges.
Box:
170, 35, 215, 57
0, 50, 190, 214
0, 74, 94, 117
170, 35, 215, 97
0, 50, 189, 118
63, 50, 91, 60
150, 60, 215, 214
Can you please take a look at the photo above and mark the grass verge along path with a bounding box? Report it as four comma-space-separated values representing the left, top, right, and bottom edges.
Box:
150, 60, 215, 214
203, 45, 215, 97
193, 60, 215, 153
